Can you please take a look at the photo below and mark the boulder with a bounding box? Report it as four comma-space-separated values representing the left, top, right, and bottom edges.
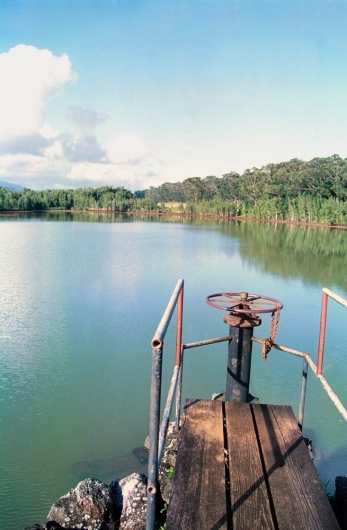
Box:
47, 478, 117, 530
109, 473, 147, 530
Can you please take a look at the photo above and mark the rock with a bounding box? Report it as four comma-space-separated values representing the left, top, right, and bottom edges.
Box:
303, 438, 314, 460
144, 436, 150, 451
24, 525, 45, 530
109, 473, 147, 530
158, 422, 179, 504
132, 447, 148, 464
47, 478, 117, 530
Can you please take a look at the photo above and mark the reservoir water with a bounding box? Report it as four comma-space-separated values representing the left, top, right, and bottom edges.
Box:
0, 212, 346, 529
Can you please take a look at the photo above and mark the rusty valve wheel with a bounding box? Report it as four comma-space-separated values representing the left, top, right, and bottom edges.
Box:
205, 291, 283, 314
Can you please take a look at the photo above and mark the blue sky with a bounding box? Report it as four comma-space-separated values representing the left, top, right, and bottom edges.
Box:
1, 0, 347, 191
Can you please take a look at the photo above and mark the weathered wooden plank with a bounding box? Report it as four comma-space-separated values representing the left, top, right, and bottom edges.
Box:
166, 399, 227, 530
225, 402, 275, 529
252, 404, 340, 530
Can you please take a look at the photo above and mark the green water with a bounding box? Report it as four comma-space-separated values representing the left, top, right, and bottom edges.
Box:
0, 213, 346, 529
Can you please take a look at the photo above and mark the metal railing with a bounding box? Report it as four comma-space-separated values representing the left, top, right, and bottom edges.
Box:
146, 279, 234, 529
146, 282, 347, 530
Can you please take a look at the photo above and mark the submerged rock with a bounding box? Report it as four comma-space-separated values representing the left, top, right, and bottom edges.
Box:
132, 446, 148, 465
109, 473, 147, 530
47, 478, 117, 530
72, 452, 147, 481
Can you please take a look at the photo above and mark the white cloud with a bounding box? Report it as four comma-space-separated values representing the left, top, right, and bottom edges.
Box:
66, 160, 158, 190
66, 105, 108, 133
39, 123, 60, 139
44, 140, 63, 158
0, 44, 74, 141
0, 45, 163, 190
106, 132, 152, 165
0, 151, 69, 189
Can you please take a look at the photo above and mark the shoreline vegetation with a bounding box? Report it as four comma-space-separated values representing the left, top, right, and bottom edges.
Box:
2, 154, 347, 228
2, 208, 347, 231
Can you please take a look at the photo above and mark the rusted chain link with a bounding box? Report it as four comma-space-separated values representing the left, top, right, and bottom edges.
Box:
261, 307, 281, 360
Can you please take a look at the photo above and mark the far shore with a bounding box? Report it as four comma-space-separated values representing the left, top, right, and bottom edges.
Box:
1, 208, 347, 230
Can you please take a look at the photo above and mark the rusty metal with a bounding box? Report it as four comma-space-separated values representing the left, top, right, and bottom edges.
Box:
317, 290, 328, 376
252, 337, 305, 357
323, 287, 347, 308
223, 313, 262, 328
175, 348, 184, 431
151, 278, 184, 350
206, 291, 283, 401
205, 292, 283, 314
260, 307, 282, 359
175, 285, 184, 366
261, 338, 273, 360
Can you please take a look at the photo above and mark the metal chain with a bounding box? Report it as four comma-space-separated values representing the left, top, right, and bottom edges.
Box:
262, 307, 281, 360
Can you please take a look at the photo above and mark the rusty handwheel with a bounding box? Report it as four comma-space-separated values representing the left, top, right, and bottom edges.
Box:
205, 291, 283, 314
205, 291, 283, 359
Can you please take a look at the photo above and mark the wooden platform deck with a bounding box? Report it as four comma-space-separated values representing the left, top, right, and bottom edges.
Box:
166, 399, 340, 530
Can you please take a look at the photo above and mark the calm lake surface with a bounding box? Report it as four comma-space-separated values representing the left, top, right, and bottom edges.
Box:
0, 212, 346, 529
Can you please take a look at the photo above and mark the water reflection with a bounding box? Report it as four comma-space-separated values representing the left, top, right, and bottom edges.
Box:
0, 212, 346, 529
3, 212, 346, 291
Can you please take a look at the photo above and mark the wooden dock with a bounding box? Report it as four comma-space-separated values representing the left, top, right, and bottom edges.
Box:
166, 399, 340, 530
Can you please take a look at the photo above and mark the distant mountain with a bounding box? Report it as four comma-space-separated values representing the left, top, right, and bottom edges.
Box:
0, 179, 24, 191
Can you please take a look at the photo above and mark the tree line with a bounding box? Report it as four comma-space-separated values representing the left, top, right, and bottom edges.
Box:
1, 155, 347, 225
0, 186, 158, 213
137, 154, 347, 225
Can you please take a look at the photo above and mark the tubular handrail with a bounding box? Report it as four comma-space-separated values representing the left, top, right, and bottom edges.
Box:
317, 287, 347, 376
146, 279, 184, 530
146, 283, 347, 530
151, 279, 184, 351
146, 280, 234, 530
251, 337, 347, 424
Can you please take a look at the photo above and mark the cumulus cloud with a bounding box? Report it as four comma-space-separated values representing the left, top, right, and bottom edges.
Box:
0, 151, 69, 188
106, 132, 152, 165
0, 44, 74, 145
63, 106, 108, 163
66, 105, 108, 134
0, 44, 159, 190
39, 123, 60, 139
66, 160, 154, 190
0, 133, 50, 156
44, 140, 63, 158
60, 132, 107, 163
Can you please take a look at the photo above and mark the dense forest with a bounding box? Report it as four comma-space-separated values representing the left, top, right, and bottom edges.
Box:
0, 185, 158, 214
1, 155, 347, 225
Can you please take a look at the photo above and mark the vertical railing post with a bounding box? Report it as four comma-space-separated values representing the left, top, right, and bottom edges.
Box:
317, 290, 328, 376
146, 345, 163, 530
175, 347, 184, 431
175, 286, 184, 430
175, 285, 184, 367
298, 357, 308, 431
147, 279, 184, 530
